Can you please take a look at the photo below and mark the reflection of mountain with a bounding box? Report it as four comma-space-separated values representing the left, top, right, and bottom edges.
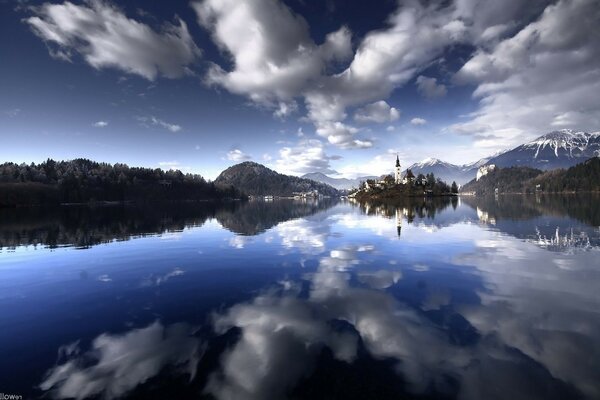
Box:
462, 195, 600, 251
215, 198, 338, 236
0, 199, 340, 249
462, 194, 600, 227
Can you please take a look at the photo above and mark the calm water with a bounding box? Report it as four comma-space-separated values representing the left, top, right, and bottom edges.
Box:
0, 196, 599, 400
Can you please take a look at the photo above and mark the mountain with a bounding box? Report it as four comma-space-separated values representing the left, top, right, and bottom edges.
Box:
403, 158, 478, 185
461, 157, 600, 195
215, 162, 339, 197
301, 172, 377, 190
485, 129, 600, 170
403, 130, 600, 184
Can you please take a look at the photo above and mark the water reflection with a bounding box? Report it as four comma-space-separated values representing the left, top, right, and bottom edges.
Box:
354, 195, 600, 252
1, 195, 598, 399
40, 321, 202, 400
0, 199, 337, 250
207, 239, 596, 399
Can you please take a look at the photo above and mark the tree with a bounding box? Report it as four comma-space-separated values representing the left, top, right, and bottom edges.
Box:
451, 181, 458, 194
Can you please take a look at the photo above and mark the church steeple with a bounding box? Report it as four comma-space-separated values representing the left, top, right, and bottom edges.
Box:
394, 154, 401, 184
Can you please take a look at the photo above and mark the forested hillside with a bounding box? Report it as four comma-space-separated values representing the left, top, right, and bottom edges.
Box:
0, 159, 244, 206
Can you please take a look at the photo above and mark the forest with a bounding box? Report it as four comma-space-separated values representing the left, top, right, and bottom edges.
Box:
461, 157, 600, 195
0, 158, 245, 207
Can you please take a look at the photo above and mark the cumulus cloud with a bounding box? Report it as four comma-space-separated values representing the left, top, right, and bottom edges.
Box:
273, 139, 341, 175
411, 117, 427, 125
354, 101, 400, 124
192, 0, 351, 104
92, 120, 108, 128
192, 0, 373, 149
451, 0, 600, 149
416, 76, 447, 98
226, 149, 252, 162
26, 1, 201, 80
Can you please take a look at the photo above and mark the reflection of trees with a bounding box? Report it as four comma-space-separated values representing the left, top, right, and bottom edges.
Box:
462, 194, 600, 226
463, 194, 600, 251
215, 198, 338, 236
0, 199, 339, 249
0, 203, 219, 249
353, 197, 453, 223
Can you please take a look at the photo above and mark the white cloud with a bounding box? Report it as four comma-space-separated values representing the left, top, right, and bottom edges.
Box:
354, 101, 400, 124
192, 0, 351, 104
451, 0, 600, 149
273, 139, 340, 175
336, 149, 404, 179
92, 120, 108, 128
26, 1, 201, 80
158, 161, 181, 170
226, 149, 252, 162
415, 76, 447, 99
138, 116, 181, 132
315, 121, 372, 149
411, 117, 427, 125
4, 108, 21, 117
386, 125, 395, 132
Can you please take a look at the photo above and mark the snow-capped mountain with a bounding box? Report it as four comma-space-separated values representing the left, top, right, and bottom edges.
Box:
403, 130, 599, 184
301, 172, 377, 190
301, 129, 600, 187
485, 129, 600, 170
403, 158, 478, 185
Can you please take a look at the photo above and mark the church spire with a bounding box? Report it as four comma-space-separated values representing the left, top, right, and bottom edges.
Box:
395, 154, 400, 167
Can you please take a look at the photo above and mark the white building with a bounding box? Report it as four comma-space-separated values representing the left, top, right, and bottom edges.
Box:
476, 164, 496, 181
395, 154, 402, 184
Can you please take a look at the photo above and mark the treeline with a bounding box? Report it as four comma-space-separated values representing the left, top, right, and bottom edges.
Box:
462, 158, 600, 195
0, 159, 245, 207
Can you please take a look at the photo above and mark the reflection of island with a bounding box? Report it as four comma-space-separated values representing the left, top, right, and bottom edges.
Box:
0, 199, 338, 249
352, 197, 456, 237
215, 198, 338, 236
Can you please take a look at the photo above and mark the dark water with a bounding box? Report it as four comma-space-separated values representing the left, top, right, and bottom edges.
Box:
0, 195, 599, 400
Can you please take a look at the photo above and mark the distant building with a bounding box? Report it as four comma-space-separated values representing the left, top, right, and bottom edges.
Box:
402, 169, 415, 185
476, 164, 496, 180
395, 154, 402, 184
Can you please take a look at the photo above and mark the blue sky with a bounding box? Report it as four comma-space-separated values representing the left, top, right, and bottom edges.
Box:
1, 0, 599, 179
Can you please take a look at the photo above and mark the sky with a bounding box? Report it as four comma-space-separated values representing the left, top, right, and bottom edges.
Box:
0, 0, 599, 179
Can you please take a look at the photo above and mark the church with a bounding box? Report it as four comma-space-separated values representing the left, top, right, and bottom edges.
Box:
395, 154, 402, 184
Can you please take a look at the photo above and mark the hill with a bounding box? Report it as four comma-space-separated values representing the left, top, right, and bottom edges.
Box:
215, 162, 339, 197
301, 172, 377, 190
461, 157, 600, 195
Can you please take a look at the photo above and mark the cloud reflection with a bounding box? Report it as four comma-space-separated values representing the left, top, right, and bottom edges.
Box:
40, 321, 202, 400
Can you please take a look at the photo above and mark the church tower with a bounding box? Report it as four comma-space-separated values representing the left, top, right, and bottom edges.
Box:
394, 154, 401, 184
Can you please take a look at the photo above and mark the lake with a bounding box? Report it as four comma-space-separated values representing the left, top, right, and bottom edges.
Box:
0, 195, 599, 400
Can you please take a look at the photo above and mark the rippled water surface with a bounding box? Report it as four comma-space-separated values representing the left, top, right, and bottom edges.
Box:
0, 195, 599, 400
